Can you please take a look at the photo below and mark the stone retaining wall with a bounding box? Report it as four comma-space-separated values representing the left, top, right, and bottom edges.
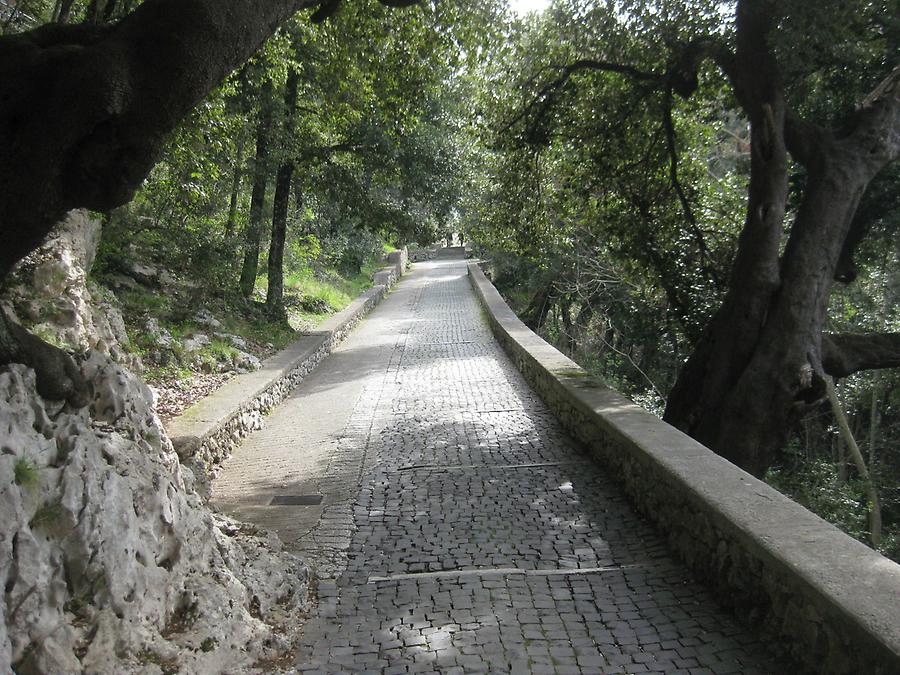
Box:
167, 264, 404, 494
468, 261, 900, 675
387, 248, 408, 274
409, 248, 436, 262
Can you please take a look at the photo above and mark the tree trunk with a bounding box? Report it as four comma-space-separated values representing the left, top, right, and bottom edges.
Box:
266, 67, 300, 314
292, 174, 306, 231
664, 3, 900, 476
85, 0, 105, 23
664, 1, 788, 474
836, 435, 848, 484
102, 0, 120, 21
521, 279, 554, 330
869, 373, 880, 467
266, 163, 295, 313
53, 0, 76, 23
560, 296, 575, 355
0, 0, 318, 284
667, 144, 889, 476
239, 79, 274, 298
224, 134, 246, 237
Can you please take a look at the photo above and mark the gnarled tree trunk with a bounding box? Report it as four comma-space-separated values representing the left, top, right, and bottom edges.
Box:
664, 1, 900, 476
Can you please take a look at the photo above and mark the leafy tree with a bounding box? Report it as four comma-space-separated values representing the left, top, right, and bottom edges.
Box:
0, 0, 491, 400
475, 0, 900, 477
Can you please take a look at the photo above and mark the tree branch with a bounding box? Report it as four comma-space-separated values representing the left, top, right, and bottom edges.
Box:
311, 0, 418, 22
850, 63, 900, 169
822, 332, 900, 378
559, 59, 660, 82
784, 112, 826, 168
825, 375, 882, 546
661, 84, 722, 289
0, 0, 324, 281
501, 59, 662, 138
0, 0, 422, 283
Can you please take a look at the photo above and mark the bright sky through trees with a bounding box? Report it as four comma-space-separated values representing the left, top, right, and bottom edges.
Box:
508, 0, 551, 15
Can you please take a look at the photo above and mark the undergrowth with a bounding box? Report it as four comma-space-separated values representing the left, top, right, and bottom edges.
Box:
98, 248, 388, 412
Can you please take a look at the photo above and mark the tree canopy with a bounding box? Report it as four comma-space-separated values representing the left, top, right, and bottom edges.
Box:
1, 0, 899, 555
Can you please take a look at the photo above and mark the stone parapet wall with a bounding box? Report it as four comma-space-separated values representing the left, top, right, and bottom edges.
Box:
387, 247, 408, 276
167, 266, 401, 493
372, 268, 397, 288
468, 261, 900, 675
409, 248, 436, 262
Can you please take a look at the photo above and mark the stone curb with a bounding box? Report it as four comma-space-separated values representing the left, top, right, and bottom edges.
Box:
468, 261, 900, 675
166, 259, 406, 486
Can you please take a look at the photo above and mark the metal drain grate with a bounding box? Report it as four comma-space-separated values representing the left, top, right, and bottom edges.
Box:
269, 494, 323, 506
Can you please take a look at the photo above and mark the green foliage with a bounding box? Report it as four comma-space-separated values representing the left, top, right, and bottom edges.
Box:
208, 339, 240, 362
766, 454, 870, 543
462, 0, 900, 557
89, 2, 496, 321
287, 235, 322, 271
278, 255, 384, 324
460, 4, 751, 426
194, 340, 242, 373
28, 325, 68, 350
30, 500, 63, 529
13, 457, 39, 489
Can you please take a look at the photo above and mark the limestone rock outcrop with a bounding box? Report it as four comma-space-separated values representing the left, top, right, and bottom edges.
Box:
0, 211, 311, 672
2, 210, 140, 372
0, 355, 310, 673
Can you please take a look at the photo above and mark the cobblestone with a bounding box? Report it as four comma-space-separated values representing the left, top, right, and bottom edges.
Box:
216, 250, 786, 673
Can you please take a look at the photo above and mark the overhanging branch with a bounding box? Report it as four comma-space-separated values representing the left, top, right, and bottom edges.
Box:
661, 84, 721, 289
311, 0, 419, 22
501, 59, 663, 138
822, 332, 900, 378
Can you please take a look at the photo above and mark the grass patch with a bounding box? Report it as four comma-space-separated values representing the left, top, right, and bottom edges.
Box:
29, 325, 68, 350
217, 312, 297, 352
14, 457, 39, 489
118, 286, 173, 319
208, 338, 240, 361
142, 363, 193, 385
30, 500, 64, 529
263, 259, 381, 329
285, 273, 352, 311
101, 246, 387, 412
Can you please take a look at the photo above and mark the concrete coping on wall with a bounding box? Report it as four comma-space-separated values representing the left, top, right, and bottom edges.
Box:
467, 261, 900, 672
166, 263, 402, 459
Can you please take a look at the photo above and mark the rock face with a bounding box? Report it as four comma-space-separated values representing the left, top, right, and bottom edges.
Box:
0, 355, 310, 673
2, 210, 140, 372
0, 211, 311, 672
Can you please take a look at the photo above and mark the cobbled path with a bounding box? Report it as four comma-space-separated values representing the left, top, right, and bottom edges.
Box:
214, 250, 784, 674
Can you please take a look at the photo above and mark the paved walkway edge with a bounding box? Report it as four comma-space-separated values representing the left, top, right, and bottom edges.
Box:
468, 261, 900, 675
166, 255, 407, 490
